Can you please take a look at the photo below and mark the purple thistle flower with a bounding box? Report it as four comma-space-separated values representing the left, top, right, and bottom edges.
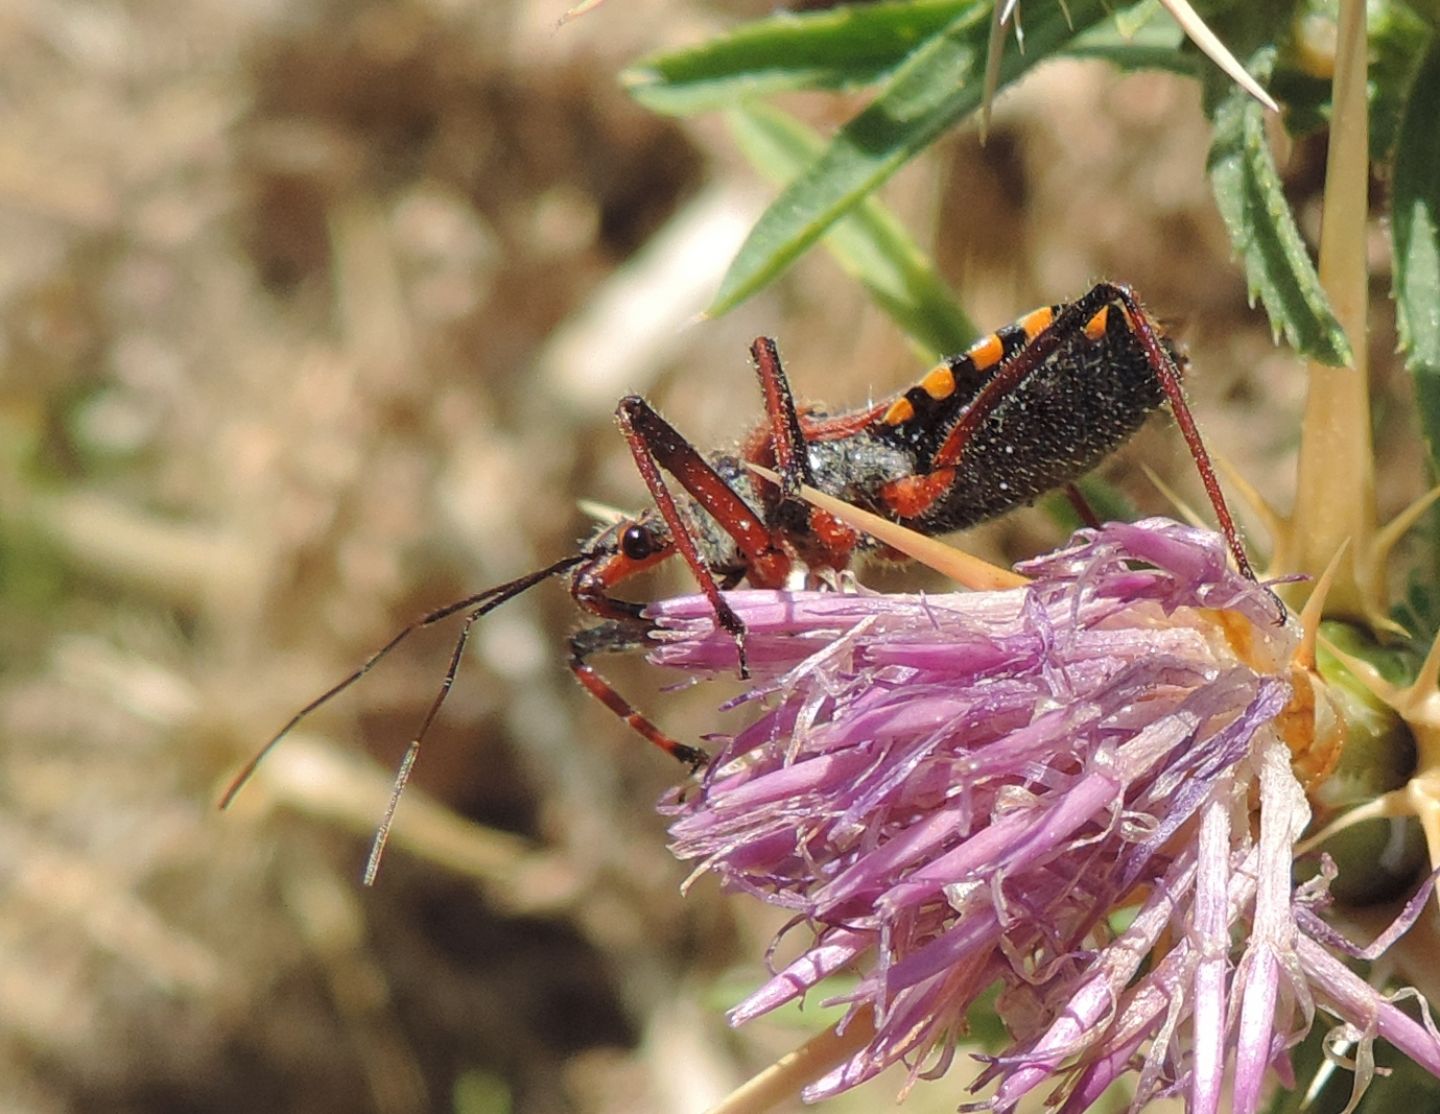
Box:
647, 519, 1440, 1112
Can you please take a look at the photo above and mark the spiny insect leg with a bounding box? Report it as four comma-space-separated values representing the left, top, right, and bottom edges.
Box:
1102, 284, 1254, 582
1064, 483, 1102, 530
750, 336, 814, 500
569, 621, 708, 770
616, 396, 788, 678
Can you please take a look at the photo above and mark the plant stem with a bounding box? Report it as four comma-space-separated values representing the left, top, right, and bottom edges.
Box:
702, 1010, 876, 1114
1292, 0, 1375, 619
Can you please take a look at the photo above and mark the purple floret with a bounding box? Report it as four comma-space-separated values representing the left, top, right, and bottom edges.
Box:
647, 520, 1440, 1111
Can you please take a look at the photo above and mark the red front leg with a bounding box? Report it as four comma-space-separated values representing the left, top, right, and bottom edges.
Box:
614, 396, 791, 675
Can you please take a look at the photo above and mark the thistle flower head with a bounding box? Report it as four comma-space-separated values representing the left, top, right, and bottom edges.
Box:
649, 519, 1440, 1112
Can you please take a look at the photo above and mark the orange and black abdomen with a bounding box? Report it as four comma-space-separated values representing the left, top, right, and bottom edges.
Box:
870, 302, 1169, 532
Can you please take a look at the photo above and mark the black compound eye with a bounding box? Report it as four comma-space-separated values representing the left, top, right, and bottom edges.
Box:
620, 524, 657, 561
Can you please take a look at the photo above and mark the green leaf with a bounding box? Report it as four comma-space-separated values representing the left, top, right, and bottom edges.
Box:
1265, 4, 1429, 160
1060, 8, 1197, 76
727, 103, 975, 358
623, 0, 978, 116
709, 0, 1113, 319
1393, 37, 1440, 470
1371, 1, 1434, 161
1205, 48, 1352, 365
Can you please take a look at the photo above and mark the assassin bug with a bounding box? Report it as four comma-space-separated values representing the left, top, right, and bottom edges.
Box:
222, 281, 1251, 882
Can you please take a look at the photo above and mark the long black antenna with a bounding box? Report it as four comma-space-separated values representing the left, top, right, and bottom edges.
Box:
220, 551, 591, 876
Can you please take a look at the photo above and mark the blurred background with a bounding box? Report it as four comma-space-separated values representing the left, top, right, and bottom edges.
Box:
0, 1, 1424, 1112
